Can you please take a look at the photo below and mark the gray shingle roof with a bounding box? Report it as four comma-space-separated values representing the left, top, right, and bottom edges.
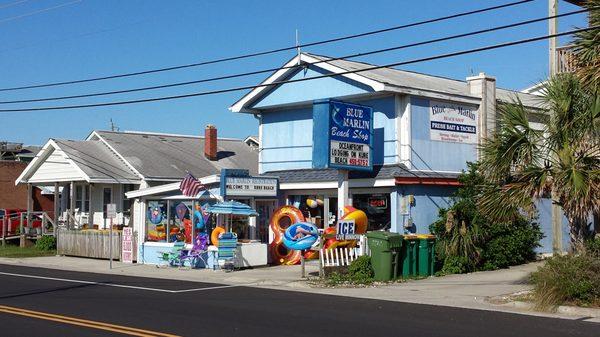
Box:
95, 131, 258, 180
264, 164, 459, 183
54, 139, 140, 182
304, 53, 545, 109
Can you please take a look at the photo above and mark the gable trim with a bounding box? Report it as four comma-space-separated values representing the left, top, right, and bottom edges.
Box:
229, 53, 385, 113
15, 139, 92, 185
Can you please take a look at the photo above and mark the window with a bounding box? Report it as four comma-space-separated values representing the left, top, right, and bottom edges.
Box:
352, 194, 391, 231
103, 188, 112, 206
75, 185, 90, 212
146, 200, 167, 242
168, 201, 193, 244
75, 186, 83, 211
122, 184, 134, 216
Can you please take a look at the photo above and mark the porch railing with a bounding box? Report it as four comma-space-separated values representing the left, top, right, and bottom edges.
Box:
557, 45, 577, 74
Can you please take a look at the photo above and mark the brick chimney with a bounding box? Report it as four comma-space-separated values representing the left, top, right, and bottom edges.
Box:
204, 124, 218, 160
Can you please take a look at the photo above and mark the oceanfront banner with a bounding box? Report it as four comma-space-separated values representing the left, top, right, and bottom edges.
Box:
429, 100, 478, 144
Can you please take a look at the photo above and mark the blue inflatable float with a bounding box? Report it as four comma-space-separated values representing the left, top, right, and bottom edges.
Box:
283, 222, 319, 251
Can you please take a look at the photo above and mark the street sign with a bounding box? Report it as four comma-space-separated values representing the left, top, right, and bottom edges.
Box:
106, 204, 117, 219
121, 227, 133, 264
336, 219, 359, 240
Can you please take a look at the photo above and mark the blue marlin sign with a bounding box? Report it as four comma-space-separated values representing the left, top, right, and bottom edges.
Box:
313, 99, 374, 171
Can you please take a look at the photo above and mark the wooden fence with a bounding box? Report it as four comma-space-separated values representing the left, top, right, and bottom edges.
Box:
57, 228, 137, 261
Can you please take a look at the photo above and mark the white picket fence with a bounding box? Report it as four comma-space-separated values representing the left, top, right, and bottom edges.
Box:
319, 235, 369, 267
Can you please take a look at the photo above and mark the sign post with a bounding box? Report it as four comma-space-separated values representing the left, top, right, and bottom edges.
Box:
106, 203, 116, 269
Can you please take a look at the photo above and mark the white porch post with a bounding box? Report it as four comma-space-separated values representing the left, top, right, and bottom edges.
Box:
89, 184, 93, 228
53, 182, 59, 226
337, 170, 349, 219
249, 198, 257, 240
69, 181, 75, 228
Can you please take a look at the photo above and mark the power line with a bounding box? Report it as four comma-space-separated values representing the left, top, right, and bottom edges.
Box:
0, 26, 596, 113
0, 0, 29, 10
0, 0, 534, 92
1, 7, 590, 105
0, 0, 81, 25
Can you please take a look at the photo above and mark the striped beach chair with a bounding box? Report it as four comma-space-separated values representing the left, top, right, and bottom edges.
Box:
217, 232, 238, 271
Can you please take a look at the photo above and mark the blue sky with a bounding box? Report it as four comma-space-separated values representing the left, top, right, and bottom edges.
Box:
0, 0, 587, 145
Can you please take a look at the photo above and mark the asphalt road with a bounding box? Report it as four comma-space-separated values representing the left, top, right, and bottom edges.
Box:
0, 264, 597, 337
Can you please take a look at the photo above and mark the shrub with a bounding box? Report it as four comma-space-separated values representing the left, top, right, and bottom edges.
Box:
324, 255, 375, 286
530, 253, 600, 309
35, 235, 56, 251
347, 255, 374, 282
430, 162, 542, 274
480, 220, 542, 270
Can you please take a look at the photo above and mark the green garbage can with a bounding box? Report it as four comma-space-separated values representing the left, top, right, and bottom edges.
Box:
366, 232, 403, 281
417, 234, 436, 276
400, 235, 419, 278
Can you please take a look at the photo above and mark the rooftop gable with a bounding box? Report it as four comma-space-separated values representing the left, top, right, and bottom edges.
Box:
230, 52, 545, 112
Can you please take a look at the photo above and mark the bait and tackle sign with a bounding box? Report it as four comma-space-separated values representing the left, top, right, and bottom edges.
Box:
429, 100, 478, 144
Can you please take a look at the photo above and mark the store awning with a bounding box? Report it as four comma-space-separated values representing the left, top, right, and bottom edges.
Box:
207, 201, 258, 216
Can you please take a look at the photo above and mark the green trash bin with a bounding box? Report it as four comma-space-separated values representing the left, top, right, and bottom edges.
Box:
366, 232, 403, 281
400, 235, 419, 278
417, 234, 436, 276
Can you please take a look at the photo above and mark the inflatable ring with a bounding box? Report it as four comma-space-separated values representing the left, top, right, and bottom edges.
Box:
270, 240, 301, 265
211, 226, 225, 246
283, 222, 319, 250
341, 206, 368, 234
269, 206, 305, 234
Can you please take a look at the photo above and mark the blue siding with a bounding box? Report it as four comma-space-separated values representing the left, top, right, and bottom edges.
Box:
536, 199, 571, 253
392, 185, 455, 234
260, 96, 398, 173
261, 107, 314, 173
410, 97, 477, 172
251, 66, 372, 109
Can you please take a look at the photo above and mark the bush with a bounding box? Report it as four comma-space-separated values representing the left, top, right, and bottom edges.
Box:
324, 255, 375, 286
347, 255, 374, 282
530, 252, 600, 308
35, 235, 56, 251
430, 163, 542, 274
480, 220, 542, 270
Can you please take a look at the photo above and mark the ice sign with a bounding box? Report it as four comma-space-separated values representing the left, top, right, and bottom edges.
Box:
336, 219, 358, 240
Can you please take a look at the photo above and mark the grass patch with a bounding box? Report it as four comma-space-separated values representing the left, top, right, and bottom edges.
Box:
0, 244, 56, 258
530, 251, 600, 310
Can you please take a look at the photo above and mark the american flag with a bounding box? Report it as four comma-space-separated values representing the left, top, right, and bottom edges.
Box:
179, 173, 204, 197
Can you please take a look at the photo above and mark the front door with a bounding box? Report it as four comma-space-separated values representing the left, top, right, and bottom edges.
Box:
255, 200, 277, 244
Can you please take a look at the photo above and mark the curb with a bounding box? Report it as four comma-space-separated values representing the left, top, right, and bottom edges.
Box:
489, 298, 600, 318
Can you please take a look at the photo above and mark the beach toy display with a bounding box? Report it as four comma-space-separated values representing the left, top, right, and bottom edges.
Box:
211, 226, 225, 246
282, 222, 319, 250
322, 206, 368, 250
306, 197, 323, 209
269, 206, 305, 265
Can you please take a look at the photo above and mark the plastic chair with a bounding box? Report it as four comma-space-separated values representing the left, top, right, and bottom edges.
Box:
217, 232, 238, 272
180, 233, 209, 268
156, 241, 186, 267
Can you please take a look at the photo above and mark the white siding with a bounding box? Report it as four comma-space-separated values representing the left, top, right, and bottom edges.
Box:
28, 149, 86, 183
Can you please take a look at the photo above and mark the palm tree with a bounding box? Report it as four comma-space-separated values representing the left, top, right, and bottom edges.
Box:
572, 0, 600, 89
478, 74, 599, 251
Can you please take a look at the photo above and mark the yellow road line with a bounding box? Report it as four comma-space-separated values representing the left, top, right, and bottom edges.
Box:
0, 305, 180, 337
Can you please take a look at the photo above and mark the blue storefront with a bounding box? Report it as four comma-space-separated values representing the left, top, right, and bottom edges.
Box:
229, 52, 567, 253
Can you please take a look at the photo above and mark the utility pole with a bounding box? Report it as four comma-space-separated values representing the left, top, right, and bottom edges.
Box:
549, 0, 558, 76
549, 0, 563, 253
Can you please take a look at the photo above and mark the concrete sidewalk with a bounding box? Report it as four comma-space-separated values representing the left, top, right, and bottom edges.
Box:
0, 256, 597, 322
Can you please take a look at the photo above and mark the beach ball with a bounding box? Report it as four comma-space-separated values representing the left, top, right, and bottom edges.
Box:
341, 206, 368, 234
306, 198, 318, 208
